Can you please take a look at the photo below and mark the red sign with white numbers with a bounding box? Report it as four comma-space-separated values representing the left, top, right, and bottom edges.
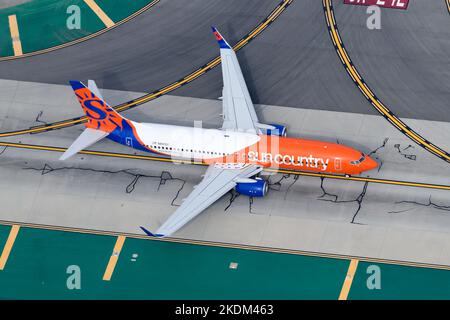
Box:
343, 0, 409, 10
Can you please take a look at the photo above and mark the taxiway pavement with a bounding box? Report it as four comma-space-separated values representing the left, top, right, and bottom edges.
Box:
0, 0, 447, 121
0, 79, 450, 265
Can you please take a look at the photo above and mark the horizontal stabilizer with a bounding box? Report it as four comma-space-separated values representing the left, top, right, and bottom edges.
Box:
140, 226, 165, 238
60, 128, 108, 160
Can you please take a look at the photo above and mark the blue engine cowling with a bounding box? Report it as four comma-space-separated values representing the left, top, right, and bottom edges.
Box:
235, 179, 268, 197
265, 123, 287, 137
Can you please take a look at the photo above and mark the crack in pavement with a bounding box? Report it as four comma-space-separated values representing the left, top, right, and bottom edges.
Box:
268, 174, 300, 200
268, 174, 291, 191
224, 190, 254, 214
22, 163, 186, 206
394, 143, 417, 161
368, 137, 389, 157
249, 196, 254, 214
369, 137, 389, 172
284, 175, 300, 200
318, 178, 369, 224
0, 146, 7, 156
389, 196, 450, 213
35, 111, 47, 125
224, 189, 241, 212
318, 177, 338, 202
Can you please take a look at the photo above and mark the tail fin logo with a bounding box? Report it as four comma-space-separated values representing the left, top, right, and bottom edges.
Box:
83, 98, 107, 120
72, 85, 123, 133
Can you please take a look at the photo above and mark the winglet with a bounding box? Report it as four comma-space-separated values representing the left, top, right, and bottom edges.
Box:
69, 80, 85, 91
140, 226, 165, 238
211, 26, 232, 49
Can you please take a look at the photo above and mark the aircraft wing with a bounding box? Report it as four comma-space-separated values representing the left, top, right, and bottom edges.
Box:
213, 27, 262, 133
141, 163, 262, 237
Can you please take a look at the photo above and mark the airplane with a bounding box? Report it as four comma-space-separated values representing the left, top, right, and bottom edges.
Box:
60, 27, 378, 238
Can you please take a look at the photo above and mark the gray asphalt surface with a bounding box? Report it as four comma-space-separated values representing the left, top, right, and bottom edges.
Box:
333, 0, 450, 123
0, 0, 448, 122
1, 80, 450, 264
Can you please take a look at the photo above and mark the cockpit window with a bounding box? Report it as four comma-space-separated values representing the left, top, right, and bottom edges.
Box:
350, 153, 366, 165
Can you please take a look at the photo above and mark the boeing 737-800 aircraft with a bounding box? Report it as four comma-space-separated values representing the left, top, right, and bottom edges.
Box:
61, 27, 378, 237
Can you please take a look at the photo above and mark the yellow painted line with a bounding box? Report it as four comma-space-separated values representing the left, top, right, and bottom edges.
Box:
338, 259, 359, 300
1, 140, 450, 191
0, 225, 20, 270
103, 235, 126, 281
84, 0, 115, 28
324, 0, 450, 163
0, 0, 159, 62
3, 219, 450, 273
268, 168, 450, 191
327, 1, 441, 155
8, 15, 23, 56
0, 0, 292, 138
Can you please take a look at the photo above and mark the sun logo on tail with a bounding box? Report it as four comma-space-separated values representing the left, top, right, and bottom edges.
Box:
74, 88, 123, 133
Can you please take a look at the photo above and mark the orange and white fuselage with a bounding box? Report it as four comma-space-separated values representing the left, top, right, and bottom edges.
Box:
127, 122, 378, 175
62, 24, 380, 238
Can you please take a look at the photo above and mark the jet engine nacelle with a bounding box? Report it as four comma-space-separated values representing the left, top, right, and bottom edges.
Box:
235, 178, 268, 197
265, 124, 287, 137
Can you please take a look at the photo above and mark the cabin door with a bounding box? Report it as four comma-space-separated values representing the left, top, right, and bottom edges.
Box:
334, 158, 342, 172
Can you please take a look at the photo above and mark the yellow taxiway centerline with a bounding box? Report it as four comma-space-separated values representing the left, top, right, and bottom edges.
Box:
103, 235, 126, 281
323, 0, 450, 163
0, 140, 449, 191
338, 259, 359, 300
8, 15, 23, 56
0, 225, 20, 270
84, 0, 115, 28
0, 0, 292, 138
